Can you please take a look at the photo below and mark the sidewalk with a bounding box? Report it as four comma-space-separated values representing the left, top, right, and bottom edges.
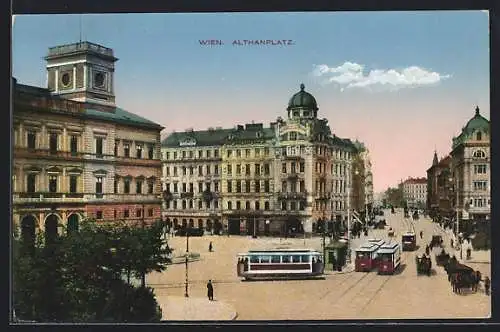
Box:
158, 296, 238, 321
325, 263, 355, 275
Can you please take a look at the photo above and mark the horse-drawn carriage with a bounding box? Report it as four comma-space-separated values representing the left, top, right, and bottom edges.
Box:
429, 235, 443, 248
439, 255, 481, 294
435, 249, 451, 266
412, 211, 419, 220
416, 254, 432, 276
387, 227, 395, 237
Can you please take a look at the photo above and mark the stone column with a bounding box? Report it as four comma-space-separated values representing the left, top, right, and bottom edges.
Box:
55, 70, 59, 92
73, 66, 77, 90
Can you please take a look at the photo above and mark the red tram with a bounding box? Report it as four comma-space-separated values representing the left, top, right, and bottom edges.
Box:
377, 242, 401, 275
355, 243, 380, 272
236, 249, 324, 280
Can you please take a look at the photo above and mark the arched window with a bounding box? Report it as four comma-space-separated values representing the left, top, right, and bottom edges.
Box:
473, 150, 486, 158
476, 131, 482, 141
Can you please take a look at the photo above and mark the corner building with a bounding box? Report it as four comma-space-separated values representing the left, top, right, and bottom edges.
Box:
161, 84, 368, 236
12, 42, 164, 241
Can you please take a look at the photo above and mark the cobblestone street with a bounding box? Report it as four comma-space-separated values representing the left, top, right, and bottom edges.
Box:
148, 209, 490, 320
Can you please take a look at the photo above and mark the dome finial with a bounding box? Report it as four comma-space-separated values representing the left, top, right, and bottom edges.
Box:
475, 105, 480, 116
300, 83, 305, 91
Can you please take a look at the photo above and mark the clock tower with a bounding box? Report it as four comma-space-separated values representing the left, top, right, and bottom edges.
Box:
45, 41, 118, 108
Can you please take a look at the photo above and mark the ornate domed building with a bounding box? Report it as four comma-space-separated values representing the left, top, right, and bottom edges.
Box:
161, 83, 373, 236
450, 106, 490, 224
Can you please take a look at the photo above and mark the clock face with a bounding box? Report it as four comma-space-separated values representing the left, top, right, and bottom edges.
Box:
94, 72, 105, 88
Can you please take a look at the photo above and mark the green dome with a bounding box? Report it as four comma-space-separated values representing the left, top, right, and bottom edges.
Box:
464, 106, 489, 133
287, 83, 318, 111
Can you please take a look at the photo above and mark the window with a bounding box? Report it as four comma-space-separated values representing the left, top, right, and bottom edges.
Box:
290, 201, 297, 210
227, 150, 232, 158
236, 165, 241, 175
255, 164, 261, 176
214, 200, 219, 209
183, 167, 187, 176
114, 210, 117, 219
264, 180, 270, 192
198, 165, 203, 176
136, 209, 143, 218
300, 181, 305, 192
95, 177, 103, 195
198, 182, 203, 192
165, 166, 170, 176
182, 183, 187, 192
473, 181, 488, 191
206, 165, 211, 175
281, 201, 287, 210
236, 181, 242, 193
27, 174, 36, 193
282, 181, 288, 192
474, 165, 487, 174
70, 175, 77, 193
136, 180, 143, 194
245, 149, 251, 157
148, 144, 154, 159
190, 167, 194, 175
246, 201, 250, 210
236, 150, 241, 157
214, 181, 219, 192
236, 201, 241, 210
264, 164, 270, 175
245, 164, 251, 175
245, 180, 251, 193
473, 150, 486, 158
114, 179, 118, 193
96, 211, 103, 220
213, 149, 218, 158
166, 152, 170, 159
255, 201, 260, 210
255, 181, 260, 193
182, 200, 187, 209
173, 167, 178, 176
173, 200, 178, 209
265, 201, 270, 210
227, 165, 232, 175
173, 183, 178, 192
70, 136, 78, 155
291, 162, 296, 174
135, 144, 142, 159
48, 175, 58, 193
173, 152, 177, 159
124, 209, 130, 218
264, 147, 269, 156
198, 200, 203, 209
474, 199, 484, 207
114, 141, 118, 156
124, 143, 130, 157
124, 179, 130, 193
27, 131, 36, 149
49, 133, 58, 153
189, 183, 194, 193
182, 151, 186, 159
255, 148, 260, 156
227, 201, 233, 210
95, 137, 103, 158
282, 163, 287, 173
476, 132, 482, 140
148, 181, 154, 194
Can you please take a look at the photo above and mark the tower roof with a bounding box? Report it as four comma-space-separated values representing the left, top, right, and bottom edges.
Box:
287, 83, 318, 111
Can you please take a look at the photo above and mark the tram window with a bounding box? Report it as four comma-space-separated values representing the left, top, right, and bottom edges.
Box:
291, 255, 300, 263
301, 255, 310, 263
250, 256, 259, 263
380, 255, 391, 262
282, 256, 291, 263
271, 255, 281, 263
260, 256, 271, 263
356, 252, 370, 259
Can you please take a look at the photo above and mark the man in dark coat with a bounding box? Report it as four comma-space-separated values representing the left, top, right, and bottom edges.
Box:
207, 280, 214, 301
484, 276, 490, 296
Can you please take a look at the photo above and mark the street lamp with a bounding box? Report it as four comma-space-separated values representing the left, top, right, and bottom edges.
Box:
185, 222, 190, 298
346, 165, 351, 264
301, 221, 306, 246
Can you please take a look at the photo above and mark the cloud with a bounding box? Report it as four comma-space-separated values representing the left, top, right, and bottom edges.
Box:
311, 62, 451, 92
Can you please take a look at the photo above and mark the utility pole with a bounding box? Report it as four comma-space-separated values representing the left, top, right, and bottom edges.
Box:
346, 165, 351, 264
185, 220, 190, 297
141, 204, 146, 288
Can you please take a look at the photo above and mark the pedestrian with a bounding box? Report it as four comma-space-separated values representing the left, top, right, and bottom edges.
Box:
451, 238, 454, 248
419, 231, 423, 239
207, 280, 214, 301
209, 241, 213, 252
466, 248, 471, 260
484, 276, 490, 296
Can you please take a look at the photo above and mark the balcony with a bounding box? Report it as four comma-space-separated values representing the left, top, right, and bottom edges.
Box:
286, 173, 300, 180
13, 192, 85, 204
277, 191, 308, 200
315, 192, 332, 201
114, 156, 161, 166
180, 192, 194, 199
14, 147, 86, 161
86, 193, 161, 203
223, 210, 265, 216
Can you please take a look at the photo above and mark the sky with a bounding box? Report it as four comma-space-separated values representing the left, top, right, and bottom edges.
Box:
12, 11, 490, 193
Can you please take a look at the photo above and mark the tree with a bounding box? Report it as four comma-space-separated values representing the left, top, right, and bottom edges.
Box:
12, 219, 169, 322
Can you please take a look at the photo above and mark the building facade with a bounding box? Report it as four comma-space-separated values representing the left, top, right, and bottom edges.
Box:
402, 177, 427, 209
161, 84, 369, 236
426, 153, 453, 218
351, 141, 374, 214
450, 106, 490, 223
12, 41, 164, 243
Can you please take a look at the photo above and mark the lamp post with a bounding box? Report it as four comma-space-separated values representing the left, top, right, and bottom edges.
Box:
185, 221, 190, 298
301, 221, 306, 246
346, 166, 351, 264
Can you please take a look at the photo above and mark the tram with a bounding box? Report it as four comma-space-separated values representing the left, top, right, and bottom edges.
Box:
401, 232, 417, 251
236, 249, 324, 280
355, 243, 381, 272
377, 242, 401, 275
367, 238, 385, 248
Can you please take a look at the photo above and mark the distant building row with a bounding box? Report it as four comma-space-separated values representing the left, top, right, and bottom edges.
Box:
401, 177, 427, 209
